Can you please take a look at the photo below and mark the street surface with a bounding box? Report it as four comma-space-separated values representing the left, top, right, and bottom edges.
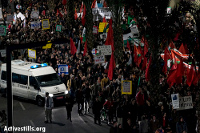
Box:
0, 96, 110, 133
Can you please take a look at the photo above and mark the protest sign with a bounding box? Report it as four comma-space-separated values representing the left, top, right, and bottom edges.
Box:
92, 7, 112, 20
0, 26, 6, 36
42, 19, 50, 30
31, 21, 41, 29
121, 80, 132, 95
58, 64, 69, 75
171, 94, 179, 109
94, 55, 105, 64
93, 26, 98, 34
31, 10, 39, 19
97, 45, 112, 55
98, 22, 108, 32
28, 49, 36, 59
177, 96, 193, 110
56, 25, 62, 32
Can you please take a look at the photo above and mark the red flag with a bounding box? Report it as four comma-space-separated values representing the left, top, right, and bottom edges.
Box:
103, 0, 107, 7
105, 19, 114, 51
62, 0, 67, 5
163, 47, 171, 74
42, 10, 45, 16
80, 2, 84, 13
174, 32, 181, 41
137, 46, 142, 67
91, 0, 97, 8
108, 52, 115, 80
179, 43, 187, 54
169, 41, 176, 49
70, 38, 77, 55
134, 45, 138, 65
57, 9, 63, 17
187, 65, 195, 86
141, 56, 147, 70
82, 5, 86, 26
80, 37, 83, 44
74, 8, 78, 20
145, 57, 152, 81
103, 17, 106, 22
176, 58, 184, 84
83, 41, 87, 56
167, 69, 177, 88
127, 40, 131, 51
184, 44, 189, 54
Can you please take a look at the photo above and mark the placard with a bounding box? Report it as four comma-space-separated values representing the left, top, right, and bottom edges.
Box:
171, 94, 179, 109
98, 22, 108, 32
28, 49, 36, 59
97, 45, 112, 55
121, 80, 132, 95
94, 55, 105, 64
31, 21, 41, 29
93, 26, 98, 34
42, 19, 50, 30
177, 96, 193, 110
0, 26, 6, 36
56, 25, 62, 32
31, 10, 39, 19
58, 64, 69, 75
7, 15, 13, 23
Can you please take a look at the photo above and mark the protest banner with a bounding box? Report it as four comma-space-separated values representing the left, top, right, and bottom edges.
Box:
31, 10, 39, 19
97, 45, 112, 55
0, 26, 6, 36
56, 25, 62, 32
42, 19, 50, 30
58, 64, 69, 75
31, 21, 41, 29
94, 55, 105, 64
93, 26, 98, 34
171, 94, 179, 109
121, 80, 132, 95
177, 96, 193, 110
98, 22, 108, 32
92, 7, 112, 20
28, 49, 36, 59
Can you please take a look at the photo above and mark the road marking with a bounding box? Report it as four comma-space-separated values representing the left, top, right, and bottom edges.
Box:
19, 102, 25, 110
30, 120, 35, 127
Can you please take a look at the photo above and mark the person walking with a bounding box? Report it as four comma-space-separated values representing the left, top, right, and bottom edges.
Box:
65, 94, 73, 122
92, 96, 102, 125
76, 88, 84, 115
176, 116, 188, 133
44, 92, 54, 123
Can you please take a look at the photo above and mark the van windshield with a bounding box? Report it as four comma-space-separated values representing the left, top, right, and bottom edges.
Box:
35, 73, 62, 87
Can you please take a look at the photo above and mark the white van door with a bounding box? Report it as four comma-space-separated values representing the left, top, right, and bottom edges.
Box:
28, 76, 39, 100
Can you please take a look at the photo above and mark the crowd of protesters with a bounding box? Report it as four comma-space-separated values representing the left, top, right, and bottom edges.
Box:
0, 0, 199, 133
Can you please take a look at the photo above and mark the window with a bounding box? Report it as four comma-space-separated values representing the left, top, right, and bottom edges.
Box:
19, 75, 28, 85
1, 71, 7, 80
29, 76, 39, 90
12, 73, 20, 83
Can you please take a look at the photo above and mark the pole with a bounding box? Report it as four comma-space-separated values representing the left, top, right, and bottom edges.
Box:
6, 46, 13, 133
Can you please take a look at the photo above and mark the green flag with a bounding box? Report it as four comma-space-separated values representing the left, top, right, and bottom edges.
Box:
128, 15, 134, 24
103, 23, 109, 33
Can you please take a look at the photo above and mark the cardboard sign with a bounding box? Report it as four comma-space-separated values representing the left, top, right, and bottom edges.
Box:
58, 64, 69, 75
177, 96, 193, 110
93, 26, 98, 34
121, 80, 132, 95
171, 94, 179, 109
31, 10, 39, 19
0, 49, 6, 57
97, 45, 112, 55
94, 55, 105, 64
7, 15, 13, 23
56, 25, 62, 32
31, 21, 41, 29
0, 26, 6, 36
98, 22, 108, 32
42, 19, 50, 30
28, 49, 36, 59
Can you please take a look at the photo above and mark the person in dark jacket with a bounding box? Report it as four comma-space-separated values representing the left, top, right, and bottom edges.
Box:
176, 116, 188, 133
76, 88, 84, 115
92, 96, 102, 125
65, 94, 73, 122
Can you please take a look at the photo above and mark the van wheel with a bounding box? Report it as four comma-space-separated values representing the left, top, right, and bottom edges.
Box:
36, 96, 44, 106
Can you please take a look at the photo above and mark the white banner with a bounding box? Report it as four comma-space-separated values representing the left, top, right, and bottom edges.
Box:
171, 94, 179, 109
94, 55, 105, 64
178, 96, 193, 110
31, 10, 39, 19
97, 45, 112, 55
92, 7, 112, 21
31, 21, 41, 29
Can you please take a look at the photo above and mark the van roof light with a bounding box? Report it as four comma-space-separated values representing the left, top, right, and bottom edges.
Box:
30, 63, 48, 69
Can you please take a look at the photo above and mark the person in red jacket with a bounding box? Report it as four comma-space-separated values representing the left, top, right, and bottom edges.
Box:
103, 97, 114, 125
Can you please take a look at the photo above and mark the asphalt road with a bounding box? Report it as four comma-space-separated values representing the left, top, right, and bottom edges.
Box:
0, 96, 110, 133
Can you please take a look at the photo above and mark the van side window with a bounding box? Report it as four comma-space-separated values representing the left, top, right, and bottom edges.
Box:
1, 71, 7, 80
30, 76, 39, 89
12, 73, 20, 83
19, 75, 28, 85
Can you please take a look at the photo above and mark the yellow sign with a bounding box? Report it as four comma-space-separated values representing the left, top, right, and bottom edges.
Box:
98, 22, 108, 32
42, 41, 52, 49
28, 49, 36, 59
121, 80, 132, 95
42, 19, 50, 30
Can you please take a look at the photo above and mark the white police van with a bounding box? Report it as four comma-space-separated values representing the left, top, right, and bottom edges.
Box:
0, 60, 68, 106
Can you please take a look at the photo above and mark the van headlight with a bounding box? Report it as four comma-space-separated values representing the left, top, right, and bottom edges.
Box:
49, 94, 53, 97
65, 90, 68, 94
